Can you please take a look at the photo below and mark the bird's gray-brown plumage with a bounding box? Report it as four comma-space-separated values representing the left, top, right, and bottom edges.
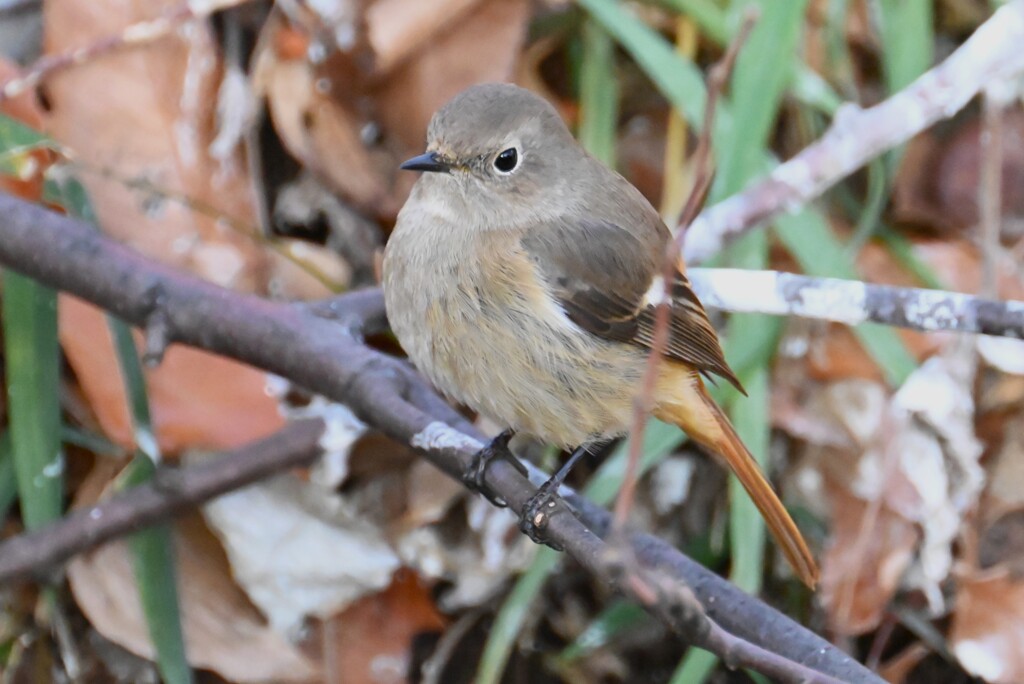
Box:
383, 83, 818, 587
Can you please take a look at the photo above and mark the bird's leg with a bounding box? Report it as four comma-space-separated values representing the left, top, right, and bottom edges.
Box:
463, 428, 525, 507
519, 444, 590, 550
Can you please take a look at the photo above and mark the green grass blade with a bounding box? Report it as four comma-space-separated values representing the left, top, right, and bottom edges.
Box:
879, 228, 946, 290
0, 433, 17, 523
872, 0, 933, 93
671, 646, 718, 683
117, 453, 192, 684
475, 548, 561, 684
578, 19, 619, 167
872, 0, 933, 172
713, 0, 810, 199
47, 166, 192, 684
577, 0, 708, 126
555, 600, 648, 666
3, 272, 63, 531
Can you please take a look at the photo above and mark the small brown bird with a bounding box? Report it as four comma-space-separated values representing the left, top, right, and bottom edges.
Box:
382, 83, 818, 587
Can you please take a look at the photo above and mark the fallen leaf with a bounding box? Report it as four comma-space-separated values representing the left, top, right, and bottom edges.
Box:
820, 481, 918, 635
0, 59, 52, 200
951, 569, 1024, 684
372, 0, 531, 154
200, 464, 402, 634
43, 0, 267, 284
817, 351, 986, 632
68, 460, 319, 682
59, 296, 286, 453
322, 569, 447, 684
878, 643, 929, 684
893, 107, 1024, 236
42, 0, 293, 455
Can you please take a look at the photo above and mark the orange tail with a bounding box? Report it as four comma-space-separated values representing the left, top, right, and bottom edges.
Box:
654, 375, 819, 588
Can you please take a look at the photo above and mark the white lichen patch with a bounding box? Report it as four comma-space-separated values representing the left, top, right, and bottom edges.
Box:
410, 421, 483, 454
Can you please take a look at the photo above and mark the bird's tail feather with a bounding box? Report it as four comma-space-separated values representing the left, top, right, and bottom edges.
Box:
654, 379, 819, 588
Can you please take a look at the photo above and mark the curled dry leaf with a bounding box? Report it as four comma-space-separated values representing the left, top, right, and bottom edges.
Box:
812, 352, 985, 634
42, 0, 292, 454
201, 465, 403, 634
951, 569, 1024, 684
819, 478, 918, 635
253, 15, 397, 218
68, 460, 319, 683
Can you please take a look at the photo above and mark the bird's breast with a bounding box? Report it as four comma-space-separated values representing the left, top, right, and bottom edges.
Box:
383, 213, 645, 447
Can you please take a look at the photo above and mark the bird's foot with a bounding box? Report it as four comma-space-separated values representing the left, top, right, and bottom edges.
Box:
462, 429, 525, 507
519, 479, 564, 551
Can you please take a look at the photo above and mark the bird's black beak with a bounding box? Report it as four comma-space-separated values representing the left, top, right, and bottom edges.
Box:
400, 152, 450, 173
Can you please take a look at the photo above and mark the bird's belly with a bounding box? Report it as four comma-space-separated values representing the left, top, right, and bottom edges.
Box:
385, 249, 644, 447
427, 306, 643, 447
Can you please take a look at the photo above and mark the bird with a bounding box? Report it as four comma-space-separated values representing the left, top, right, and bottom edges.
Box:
382, 82, 818, 587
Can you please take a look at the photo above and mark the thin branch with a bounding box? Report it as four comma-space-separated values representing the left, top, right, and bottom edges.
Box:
687, 268, 1024, 338
979, 90, 1005, 298
682, 0, 1024, 264
0, 192, 882, 684
0, 0, 255, 102
0, 419, 325, 583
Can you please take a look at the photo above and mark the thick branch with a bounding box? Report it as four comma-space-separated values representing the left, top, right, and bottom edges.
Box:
683, 0, 1024, 264
0, 192, 879, 683
688, 268, 1024, 337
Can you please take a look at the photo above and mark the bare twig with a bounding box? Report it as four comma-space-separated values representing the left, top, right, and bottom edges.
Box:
0, 419, 325, 583
0, 192, 882, 684
683, 0, 1024, 264
979, 90, 1006, 298
0, 0, 255, 102
687, 268, 1024, 338
612, 10, 756, 534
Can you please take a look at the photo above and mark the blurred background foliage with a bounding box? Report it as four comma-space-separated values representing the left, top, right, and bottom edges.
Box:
1, 0, 1022, 682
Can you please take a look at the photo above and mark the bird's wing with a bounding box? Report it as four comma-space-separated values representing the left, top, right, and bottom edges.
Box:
521, 217, 743, 392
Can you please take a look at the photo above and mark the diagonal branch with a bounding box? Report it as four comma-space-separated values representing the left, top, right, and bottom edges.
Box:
0, 192, 879, 684
683, 0, 1024, 264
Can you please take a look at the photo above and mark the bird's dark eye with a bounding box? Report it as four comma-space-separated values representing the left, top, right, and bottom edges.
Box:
493, 147, 519, 173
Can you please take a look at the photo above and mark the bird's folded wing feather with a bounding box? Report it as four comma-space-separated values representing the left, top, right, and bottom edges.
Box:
521, 217, 743, 392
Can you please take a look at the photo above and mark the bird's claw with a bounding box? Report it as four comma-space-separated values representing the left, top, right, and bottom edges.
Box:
518, 482, 564, 551
462, 430, 524, 507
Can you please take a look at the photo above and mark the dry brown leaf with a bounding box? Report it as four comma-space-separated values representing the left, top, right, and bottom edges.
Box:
43, 0, 267, 285
68, 461, 319, 682
878, 643, 929, 684
951, 569, 1024, 683
820, 482, 918, 635
373, 0, 531, 154
893, 108, 1024, 235
322, 569, 447, 684
253, 18, 396, 217
41, 0, 294, 455
815, 352, 985, 633
59, 296, 285, 453
365, 0, 485, 75
200, 463, 401, 633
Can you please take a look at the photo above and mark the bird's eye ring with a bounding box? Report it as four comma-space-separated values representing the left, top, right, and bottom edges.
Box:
493, 147, 519, 173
